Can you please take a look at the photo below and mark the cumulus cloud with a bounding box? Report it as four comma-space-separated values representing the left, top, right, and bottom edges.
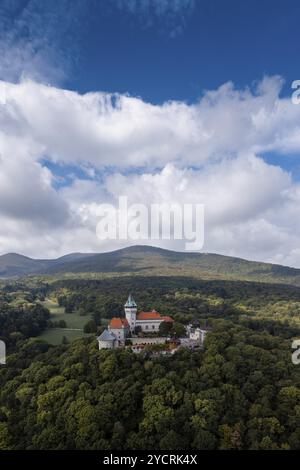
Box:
1, 76, 300, 266
0, 152, 68, 226
2, 76, 300, 170
101, 157, 300, 264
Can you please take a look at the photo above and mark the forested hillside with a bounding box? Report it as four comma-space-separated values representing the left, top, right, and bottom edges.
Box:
48, 275, 300, 332
1, 246, 300, 287
1, 259, 300, 450
0, 321, 299, 450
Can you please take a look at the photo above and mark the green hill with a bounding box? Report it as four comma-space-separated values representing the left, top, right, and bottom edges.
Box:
1, 245, 300, 286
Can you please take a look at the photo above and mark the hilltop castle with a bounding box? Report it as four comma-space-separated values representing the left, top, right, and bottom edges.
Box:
97, 294, 173, 349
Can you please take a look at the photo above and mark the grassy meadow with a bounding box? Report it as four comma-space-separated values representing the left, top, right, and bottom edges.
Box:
37, 298, 106, 345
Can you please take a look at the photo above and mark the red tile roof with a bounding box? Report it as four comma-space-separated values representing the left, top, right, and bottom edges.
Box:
161, 316, 174, 323
136, 311, 174, 322
109, 311, 173, 327
109, 317, 129, 329
137, 310, 162, 320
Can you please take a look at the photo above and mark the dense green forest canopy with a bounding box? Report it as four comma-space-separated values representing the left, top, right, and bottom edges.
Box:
0, 304, 50, 347
0, 321, 300, 450
0, 270, 300, 450
49, 275, 300, 332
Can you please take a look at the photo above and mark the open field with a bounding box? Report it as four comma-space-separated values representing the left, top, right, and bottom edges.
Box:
38, 298, 108, 345
41, 297, 92, 327
38, 328, 92, 345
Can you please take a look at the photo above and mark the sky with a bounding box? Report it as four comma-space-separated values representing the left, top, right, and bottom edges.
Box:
1, 0, 300, 266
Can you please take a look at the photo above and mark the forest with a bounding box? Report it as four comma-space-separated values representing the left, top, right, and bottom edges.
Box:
0, 273, 300, 450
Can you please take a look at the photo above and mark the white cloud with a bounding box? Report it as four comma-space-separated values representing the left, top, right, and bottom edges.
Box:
102, 157, 300, 264
0, 0, 86, 84
1, 76, 300, 266
0, 0, 195, 86
1, 76, 300, 170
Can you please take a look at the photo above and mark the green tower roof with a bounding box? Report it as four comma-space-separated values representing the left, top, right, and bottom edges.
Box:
124, 293, 137, 308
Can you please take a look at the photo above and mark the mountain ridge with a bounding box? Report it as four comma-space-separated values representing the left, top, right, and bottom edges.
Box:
0, 245, 300, 286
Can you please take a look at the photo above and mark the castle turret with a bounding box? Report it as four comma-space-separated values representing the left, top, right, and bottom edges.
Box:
124, 293, 137, 333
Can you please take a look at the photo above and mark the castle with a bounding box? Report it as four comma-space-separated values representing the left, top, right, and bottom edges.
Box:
97, 294, 174, 349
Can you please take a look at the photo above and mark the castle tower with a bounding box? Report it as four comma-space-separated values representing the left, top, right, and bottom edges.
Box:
124, 293, 137, 333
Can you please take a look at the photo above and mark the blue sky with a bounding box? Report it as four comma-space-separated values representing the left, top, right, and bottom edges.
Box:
1, 0, 300, 102
1, 0, 300, 265
70, 0, 300, 103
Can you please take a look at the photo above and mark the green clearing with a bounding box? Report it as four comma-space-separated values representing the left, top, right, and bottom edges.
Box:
38, 328, 92, 345
41, 298, 91, 328
38, 298, 98, 345
39, 299, 91, 345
